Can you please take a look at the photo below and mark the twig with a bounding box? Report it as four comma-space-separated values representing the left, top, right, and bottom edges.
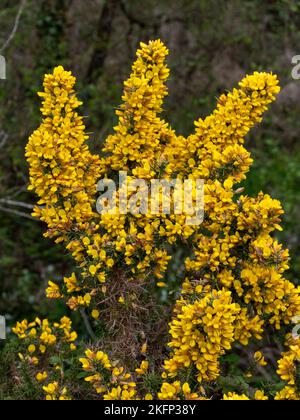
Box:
0, 0, 27, 54
0, 205, 36, 221
80, 309, 97, 342
0, 198, 34, 210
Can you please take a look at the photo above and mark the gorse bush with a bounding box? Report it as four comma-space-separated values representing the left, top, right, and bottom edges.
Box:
10, 40, 300, 400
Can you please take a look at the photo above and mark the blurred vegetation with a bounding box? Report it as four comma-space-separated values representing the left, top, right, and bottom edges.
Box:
0, 0, 300, 398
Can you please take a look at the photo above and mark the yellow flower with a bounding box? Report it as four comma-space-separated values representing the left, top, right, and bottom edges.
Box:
254, 390, 268, 400
22, 39, 300, 401
141, 343, 148, 355
28, 344, 36, 354
223, 393, 250, 400
164, 287, 240, 382
98, 272, 106, 283
135, 361, 149, 375
277, 337, 300, 386
83, 237, 90, 246
40, 345, 46, 354
64, 273, 81, 294
46, 281, 62, 300
106, 258, 115, 268
36, 372, 48, 382
92, 310, 100, 320
30, 357, 39, 366
43, 382, 58, 395
254, 351, 267, 367
29, 328, 37, 338
80, 358, 92, 371
43, 382, 71, 400
275, 386, 299, 400
89, 265, 98, 276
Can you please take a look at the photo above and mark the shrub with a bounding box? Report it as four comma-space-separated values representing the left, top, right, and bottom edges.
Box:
9, 40, 300, 400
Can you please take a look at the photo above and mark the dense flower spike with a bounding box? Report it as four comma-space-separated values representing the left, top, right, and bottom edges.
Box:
164, 287, 240, 382
20, 40, 300, 400
164, 72, 280, 182
26, 66, 101, 240
275, 335, 300, 400
102, 40, 171, 173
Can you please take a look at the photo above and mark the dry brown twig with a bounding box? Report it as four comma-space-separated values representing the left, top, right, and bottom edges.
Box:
0, 0, 27, 54
0, 198, 34, 210
0, 204, 36, 221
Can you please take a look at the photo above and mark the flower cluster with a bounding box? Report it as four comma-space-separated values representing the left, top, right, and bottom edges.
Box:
80, 349, 137, 400
13, 39, 300, 400
164, 286, 240, 382
13, 316, 77, 354
43, 382, 72, 401
26, 66, 101, 241
12, 317, 78, 400
79, 348, 207, 400
102, 40, 170, 172
158, 381, 205, 400
275, 335, 300, 400
223, 391, 268, 400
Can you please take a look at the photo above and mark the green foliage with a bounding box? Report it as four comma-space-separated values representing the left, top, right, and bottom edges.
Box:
0, 0, 300, 398
0, 338, 43, 400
